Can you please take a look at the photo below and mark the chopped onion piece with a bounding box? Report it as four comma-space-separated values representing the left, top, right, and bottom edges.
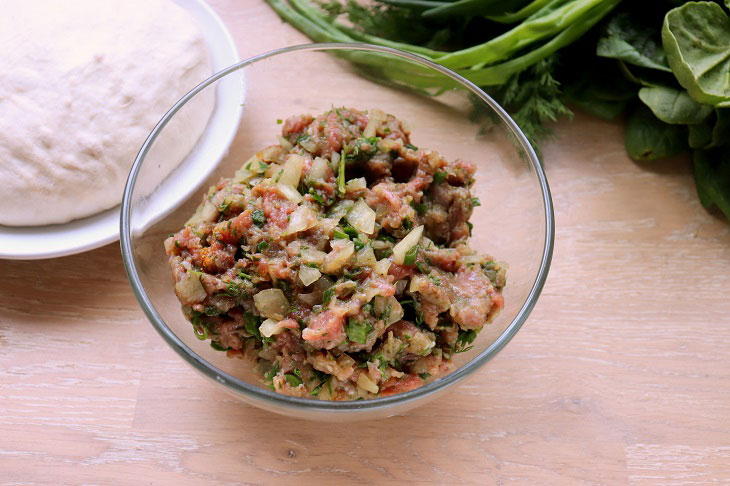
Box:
322, 239, 354, 274
243, 155, 268, 174
379, 137, 402, 152
260, 145, 285, 163
299, 136, 317, 153
233, 168, 255, 184
175, 272, 206, 303
308, 157, 329, 182
364, 109, 385, 138
346, 177, 367, 192
298, 292, 319, 306
392, 225, 423, 265
461, 254, 483, 265
277, 135, 293, 151
253, 289, 289, 320
374, 259, 391, 275
357, 371, 379, 394
186, 201, 218, 226
328, 200, 354, 223
299, 266, 321, 286
265, 163, 281, 178
276, 183, 302, 203
356, 246, 377, 267
373, 295, 403, 325
330, 150, 340, 171
259, 318, 284, 338
279, 154, 304, 187
283, 205, 317, 236
346, 199, 376, 235
300, 248, 327, 265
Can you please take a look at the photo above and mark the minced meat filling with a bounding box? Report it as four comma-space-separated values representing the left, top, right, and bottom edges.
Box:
164, 107, 506, 400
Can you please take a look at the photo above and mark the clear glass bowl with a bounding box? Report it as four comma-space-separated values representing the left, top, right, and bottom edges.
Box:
120, 43, 554, 421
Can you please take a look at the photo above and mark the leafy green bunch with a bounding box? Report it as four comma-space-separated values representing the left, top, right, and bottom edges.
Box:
265, 0, 621, 149
565, 1, 730, 219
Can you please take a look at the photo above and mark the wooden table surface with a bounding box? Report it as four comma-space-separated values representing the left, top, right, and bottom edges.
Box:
2, 1, 730, 484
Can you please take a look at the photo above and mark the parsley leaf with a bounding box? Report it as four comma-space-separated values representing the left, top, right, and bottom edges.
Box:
252, 209, 266, 227
322, 286, 336, 306
345, 318, 374, 344
403, 244, 419, 266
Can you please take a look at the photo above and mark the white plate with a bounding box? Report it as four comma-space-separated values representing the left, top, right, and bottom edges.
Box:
0, 0, 241, 260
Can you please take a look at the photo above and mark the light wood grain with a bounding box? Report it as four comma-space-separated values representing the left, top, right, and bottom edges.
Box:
2, 1, 730, 484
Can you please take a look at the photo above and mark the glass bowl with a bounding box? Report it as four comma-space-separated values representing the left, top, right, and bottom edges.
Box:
120, 43, 554, 421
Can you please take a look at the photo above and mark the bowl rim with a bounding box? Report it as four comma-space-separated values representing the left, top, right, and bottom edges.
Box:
120, 42, 555, 413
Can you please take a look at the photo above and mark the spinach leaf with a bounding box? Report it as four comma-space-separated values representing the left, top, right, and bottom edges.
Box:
711, 108, 730, 148
597, 12, 672, 72
693, 148, 730, 220
689, 109, 730, 149
688, 115, 714, 149
624, 106, 688, 161
562, 57, 635, 120
662, 2, 730, 107
638, 85, 712, 124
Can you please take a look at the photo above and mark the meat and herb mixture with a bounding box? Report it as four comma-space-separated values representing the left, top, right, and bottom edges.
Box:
165, 107, 506, 400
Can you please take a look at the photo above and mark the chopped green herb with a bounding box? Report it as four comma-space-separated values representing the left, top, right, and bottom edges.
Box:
252, 209, 266, 227
244, 312, 262, 340
276, 118, 283, 124
418, 372, 431, 380
264, 361, 280, 384
225, 281, 247, 298
333, 228, 349, 240
284, 373, 303, 387
210, 341, 230, 351
433, 171, 447, 184
453, 329, 478, 354
258, 161, 269, 172
413, 203, 427, 215
308, 188, 326, 205
345, 136, 380, 162
415, 262, 429, 274
377, 234, 396, 243
296, 134, 311, 145
471, 197, 481, 207
238, 271, 252, 280
310, 383, 323, 396
402, 217, 413, 231
342, 224, 358, 239
322, 286, 336, 306
466, 221, 473, 236
337, 151, 346, 195
345, 318, 374, 344
203, 306, 221, 316
305, 262, 319, 268
218, 199, 232, 213
191, 315, 209, 341
256, 240, 269, 252
353, 239, 365, 252
403, 244, 419, 266
405, 143, 418, 151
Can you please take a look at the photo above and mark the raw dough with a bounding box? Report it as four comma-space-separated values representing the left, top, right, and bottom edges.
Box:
0, 0, 214, 226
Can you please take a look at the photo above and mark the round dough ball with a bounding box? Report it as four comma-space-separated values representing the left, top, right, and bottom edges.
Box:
0, 0, 214, 226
